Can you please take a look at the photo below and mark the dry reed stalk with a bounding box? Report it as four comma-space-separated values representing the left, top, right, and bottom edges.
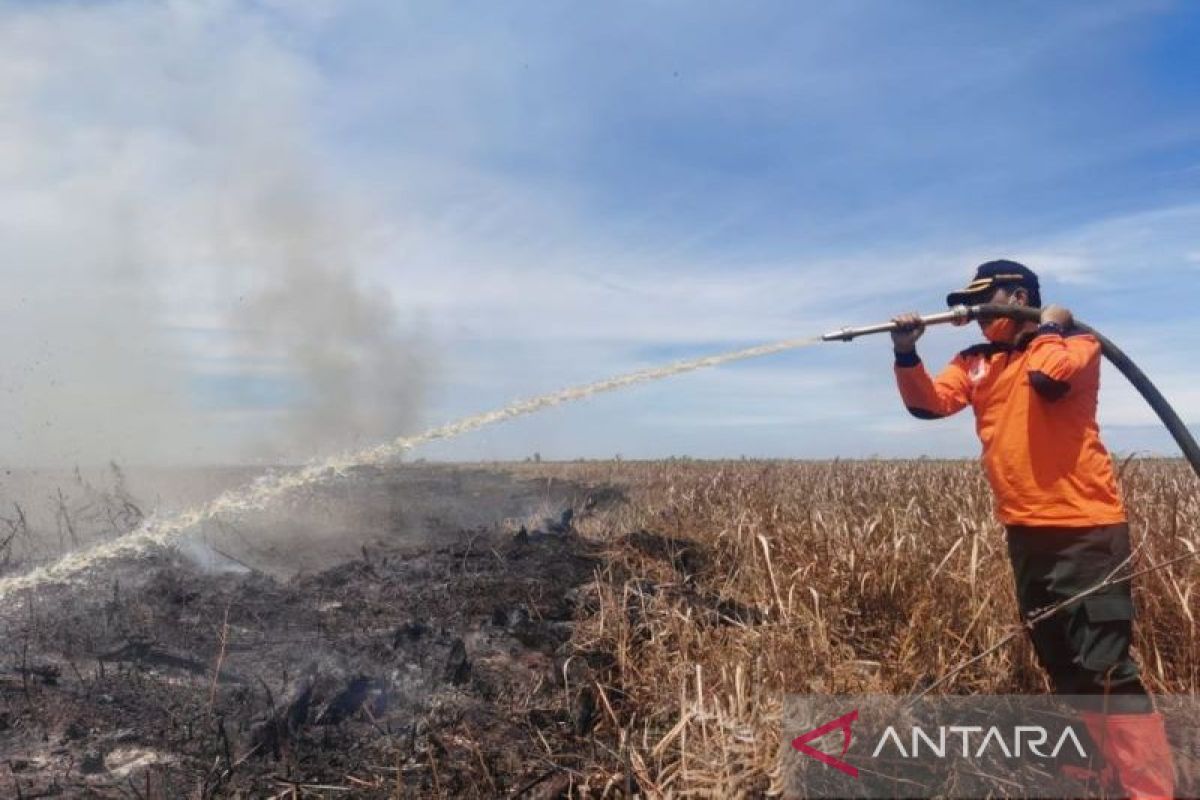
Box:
207, 601, 231, 714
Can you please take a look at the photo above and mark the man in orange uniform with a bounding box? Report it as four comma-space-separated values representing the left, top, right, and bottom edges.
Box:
890, 260, 1174, 799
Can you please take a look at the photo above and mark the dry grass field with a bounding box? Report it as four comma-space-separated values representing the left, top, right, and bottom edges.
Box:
0, 458, 1195, 797
510, 458, 1200, 796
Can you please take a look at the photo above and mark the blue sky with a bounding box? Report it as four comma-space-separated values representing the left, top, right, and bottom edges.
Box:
1, 0, 1198, 464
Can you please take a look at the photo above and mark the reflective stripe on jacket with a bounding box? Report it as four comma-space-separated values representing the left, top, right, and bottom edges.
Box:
894, 329, 1126, 527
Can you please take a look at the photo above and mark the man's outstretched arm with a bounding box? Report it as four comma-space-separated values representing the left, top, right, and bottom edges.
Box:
894, 353, 972, 419
890, 312, 971, 419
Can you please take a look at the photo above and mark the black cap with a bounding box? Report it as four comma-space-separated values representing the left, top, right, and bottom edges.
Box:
946, 260, 1040, 307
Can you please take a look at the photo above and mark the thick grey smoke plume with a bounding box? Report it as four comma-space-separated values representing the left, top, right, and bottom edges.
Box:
221, 163, 429, 459
0, 2, 426, 465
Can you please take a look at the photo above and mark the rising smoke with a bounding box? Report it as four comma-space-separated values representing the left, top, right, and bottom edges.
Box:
0, 1, 426, 466
204, 120, 429, 461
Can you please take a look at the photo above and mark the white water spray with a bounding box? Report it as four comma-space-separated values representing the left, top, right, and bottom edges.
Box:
0, 335, 820, 599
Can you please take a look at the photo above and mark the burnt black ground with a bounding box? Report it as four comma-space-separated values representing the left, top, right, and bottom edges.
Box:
0, 465, 622, 798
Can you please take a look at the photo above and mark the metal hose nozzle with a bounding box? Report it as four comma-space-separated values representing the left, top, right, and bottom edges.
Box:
821, 305, 973, 342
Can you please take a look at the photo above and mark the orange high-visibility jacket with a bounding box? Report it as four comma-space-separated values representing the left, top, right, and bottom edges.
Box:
894, 329, 1126, 527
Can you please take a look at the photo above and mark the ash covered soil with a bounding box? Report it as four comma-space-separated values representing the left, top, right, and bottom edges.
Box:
0, 465, 632, 798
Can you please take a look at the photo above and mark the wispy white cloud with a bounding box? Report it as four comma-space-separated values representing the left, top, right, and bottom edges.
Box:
1009, 204, 1200, 287
398, 196, 1200, 459
2, 0, 1197, 464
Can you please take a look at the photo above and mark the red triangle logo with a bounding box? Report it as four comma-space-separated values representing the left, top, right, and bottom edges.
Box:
791, 709, 859, 778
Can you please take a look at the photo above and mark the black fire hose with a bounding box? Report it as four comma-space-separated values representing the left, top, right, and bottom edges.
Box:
823, 303, 1200, 480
